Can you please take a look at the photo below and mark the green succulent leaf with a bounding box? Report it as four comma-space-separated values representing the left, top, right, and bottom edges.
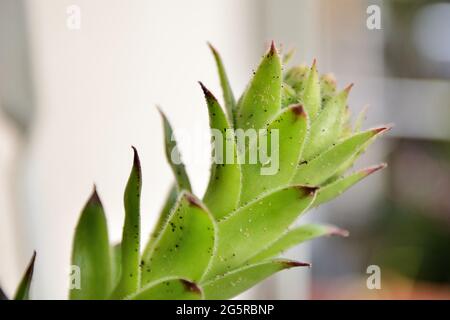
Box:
207, 186, 317, 278
282, 48, 296, 65
111, 147, 142, 299
320, 73, 337, 100
302, 61, 321, 120
70, 189, 111, 300
248, 224, 348, 263
128, 277, 203, 300
240, 104, 309, 203
313, 164, 386, 207
237, 42, 282, 130
200, 83, 241, 219
202, 259, 309, 300
159, 109, 192, 192
330, 123, 390, 181
110, 243, 122, 290
281, 83, 298, 108
293, 126, 389, 186
340, 107, 353, 139
141, 192, 216, 285
284, 64, 308, 92
144, 183, 178, 254
66, 44, 390, 300
14, 251, 36, 300
208, 43, 236, 125
302, 87, 350, 161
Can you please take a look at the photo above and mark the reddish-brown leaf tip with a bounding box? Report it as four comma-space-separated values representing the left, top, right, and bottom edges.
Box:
181, 279, 202, 295
89, 185, 101, 206
297, 186, 319, 197
363, 163, 387, 176
131, 146, 142, 179
282, 260, 311, 268
291, 104, 306, 118
198, 81, 218, 102
185, 193, 203, 209
268, 40, 277, 56
372, 124, 393, 135
344, 83, 354, 95
327, 227, 350, 237
312, 58, 317, 69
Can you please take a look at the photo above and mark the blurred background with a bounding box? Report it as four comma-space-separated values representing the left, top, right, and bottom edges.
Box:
0, 0, 449, 299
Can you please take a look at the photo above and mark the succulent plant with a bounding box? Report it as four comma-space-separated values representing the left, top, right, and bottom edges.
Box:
0, 252, 36, 300
2, 42, 389, 300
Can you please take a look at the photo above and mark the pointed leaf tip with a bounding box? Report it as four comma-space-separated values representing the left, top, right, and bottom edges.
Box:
155, 105, 162, 114
28, 251, 37, 279
88, 186, 101, 206
282, 260, 311, 268
181, 279, 202, 295
291, 104, 306, 118
372, 125, 393, 135
364, 163, 387, 175
131, 146, 142, 178
158, 109, 192, 192
269, 40, 277, 56
185, 192, 203, 209
328, 227, 350, 237
27, 251, 37, 273
344, 83, 354, 94
157, 106, 167, 121
312, 58, 317, 69
14, 251, 37, 300
207, 41, 217, 54
198, 81, 217, 102
297, 186, 319, 196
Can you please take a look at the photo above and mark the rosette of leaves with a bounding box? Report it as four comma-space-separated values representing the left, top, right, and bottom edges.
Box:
56, 42, 389, 300
1, 43, 389, 301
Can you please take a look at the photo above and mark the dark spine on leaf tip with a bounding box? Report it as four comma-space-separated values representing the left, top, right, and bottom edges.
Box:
268, 40, 277, 57
25, 251, 37, 277
88, 186, 102, 206
344, 83, 354, 94
207, 42, 218, 56
291, 104, 306, 118
198, 81, 217, 102
181, 279, 201, 294
297, 186, 319, 197
283, 260, 311, 268
364, 163, 387, 175
131, 146, 142, 181
372, 125, 392, 135
185, 193, 202, 209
